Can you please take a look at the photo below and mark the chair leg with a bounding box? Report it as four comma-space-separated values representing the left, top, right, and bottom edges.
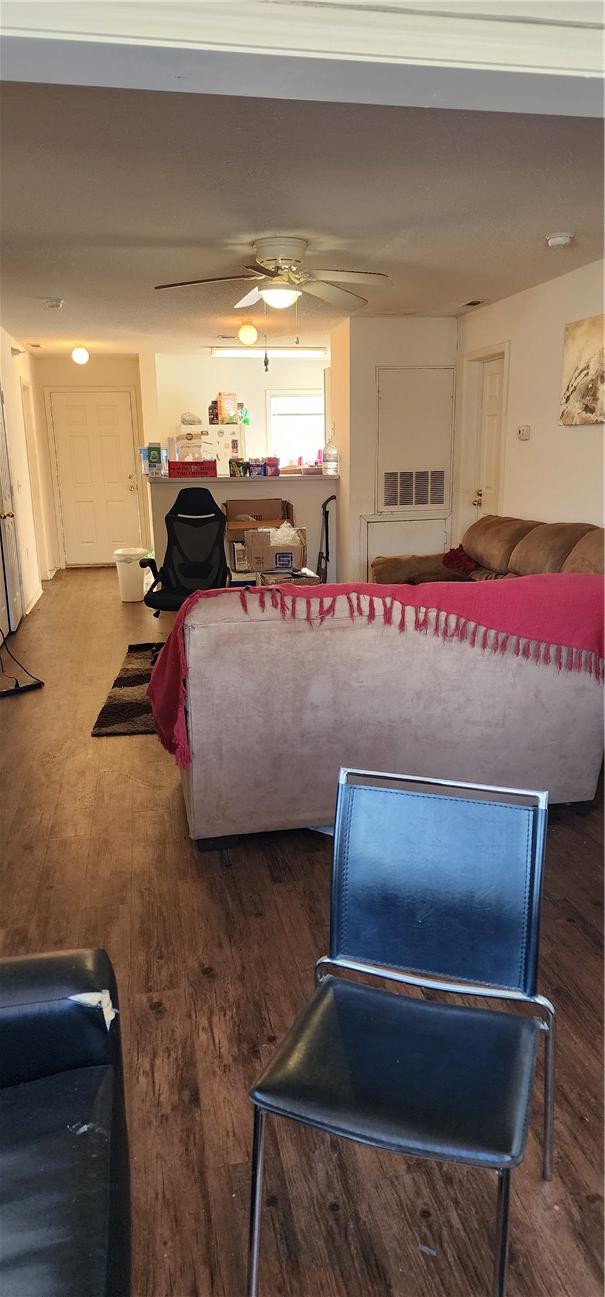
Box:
493, 1170, 511, 1297
543, 1011, 556, 1181
247, 1107, 267, 1297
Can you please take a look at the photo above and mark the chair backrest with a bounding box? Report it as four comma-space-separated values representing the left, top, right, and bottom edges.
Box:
161, 487, 228, 593
330, 769, 548, 997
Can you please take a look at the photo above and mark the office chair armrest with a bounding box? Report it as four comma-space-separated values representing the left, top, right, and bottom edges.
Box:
139, 557, 159, 580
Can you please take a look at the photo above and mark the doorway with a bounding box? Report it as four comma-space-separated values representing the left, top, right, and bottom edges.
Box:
20, 379, 50, 580
455, 346, 509, 539
48, 387, 142, 565
0, 386, 23, 634
474, 356, 505, 519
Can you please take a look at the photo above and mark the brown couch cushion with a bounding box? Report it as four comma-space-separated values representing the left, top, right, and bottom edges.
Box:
462, 515, 540, 574
371, 554, 471, 585
561, 527, 604, 574
508, 522, 597, 575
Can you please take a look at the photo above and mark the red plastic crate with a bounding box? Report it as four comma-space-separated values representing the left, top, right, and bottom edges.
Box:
168, 460, 217, 478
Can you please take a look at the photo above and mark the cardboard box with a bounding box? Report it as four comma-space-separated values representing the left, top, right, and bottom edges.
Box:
259, 569, 320, 586
217, 392, 238, 422
245, 526, 307, 573
224, 498, 292, 522
223, 498, 293, 541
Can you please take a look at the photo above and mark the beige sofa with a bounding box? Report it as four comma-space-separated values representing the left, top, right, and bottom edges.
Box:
371, 515, 604, 585
178, 586, 603, 842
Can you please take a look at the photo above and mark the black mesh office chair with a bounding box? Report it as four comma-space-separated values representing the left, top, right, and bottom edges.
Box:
247, 769, 554, 1297
140, 487, 229, 616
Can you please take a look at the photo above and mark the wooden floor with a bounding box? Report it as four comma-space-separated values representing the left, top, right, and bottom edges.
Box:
1, 568, 603, 1297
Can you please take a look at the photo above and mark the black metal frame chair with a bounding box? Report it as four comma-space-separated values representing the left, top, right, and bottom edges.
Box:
247, 769, 555, 1297
140, 486, 229, 616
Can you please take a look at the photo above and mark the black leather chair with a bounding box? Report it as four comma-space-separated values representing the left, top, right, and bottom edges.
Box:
141, 486, 229, 616
0, 949, 130, 1297
247, 770, 555, 1297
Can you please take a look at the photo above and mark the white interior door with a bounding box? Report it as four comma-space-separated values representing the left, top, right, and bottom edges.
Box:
0, 387, 23, 633
474, 357, 504, 517
50, 389, 141, 565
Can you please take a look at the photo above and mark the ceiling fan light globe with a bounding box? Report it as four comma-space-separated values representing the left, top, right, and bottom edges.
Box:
259, 285, 301, 310
238, 323, 258, 345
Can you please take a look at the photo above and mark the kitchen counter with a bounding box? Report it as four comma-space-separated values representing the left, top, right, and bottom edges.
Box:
147, 475, 339, 580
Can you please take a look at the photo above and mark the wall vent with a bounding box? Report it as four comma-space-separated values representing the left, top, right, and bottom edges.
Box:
383, 468, 446, 508
430, 470, 445, 505
383, 472, 399, 507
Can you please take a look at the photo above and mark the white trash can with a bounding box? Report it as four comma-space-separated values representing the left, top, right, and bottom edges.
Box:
114, 547, 148, 602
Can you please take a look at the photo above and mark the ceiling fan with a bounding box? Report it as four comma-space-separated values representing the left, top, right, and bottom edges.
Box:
154, 236, 389, 311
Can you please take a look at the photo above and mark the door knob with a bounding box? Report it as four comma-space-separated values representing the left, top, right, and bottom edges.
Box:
128, 484, 136, 493
471, 488, 483, 508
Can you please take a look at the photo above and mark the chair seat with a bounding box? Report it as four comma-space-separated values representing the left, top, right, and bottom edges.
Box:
144, 586, 189, 612
0, 1065, 127, 1297
250, 976, 540, 1169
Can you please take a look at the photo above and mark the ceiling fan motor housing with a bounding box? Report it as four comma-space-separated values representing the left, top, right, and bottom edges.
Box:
253, 236, 308, 277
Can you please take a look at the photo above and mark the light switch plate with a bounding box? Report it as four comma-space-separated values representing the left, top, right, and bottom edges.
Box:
517, 424, 531, 441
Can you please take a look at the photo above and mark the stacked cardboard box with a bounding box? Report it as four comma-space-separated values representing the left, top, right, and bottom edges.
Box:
244, 526, 307, 573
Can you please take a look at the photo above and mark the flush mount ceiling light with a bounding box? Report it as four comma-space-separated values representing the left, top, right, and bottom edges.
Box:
211, 346, 326, 360
71, 346, 90, 365
546, 232, 574, 248
238, 322, 258, 345
258, 281, 302, 310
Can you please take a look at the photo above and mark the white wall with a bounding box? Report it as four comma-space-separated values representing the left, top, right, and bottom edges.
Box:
154, 352, 327, 459
346, 317, 458, 579
0, 329, 43, 613
457, 260, 604, 529
329, 321, 351, 582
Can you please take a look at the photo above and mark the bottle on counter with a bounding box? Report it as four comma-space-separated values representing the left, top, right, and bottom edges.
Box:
322, 429, 339, 477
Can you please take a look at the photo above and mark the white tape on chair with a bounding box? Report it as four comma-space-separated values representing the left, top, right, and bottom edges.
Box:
69, 989, 118, 1031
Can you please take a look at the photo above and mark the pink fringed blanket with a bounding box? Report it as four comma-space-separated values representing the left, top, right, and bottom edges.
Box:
147, 574, 604, 768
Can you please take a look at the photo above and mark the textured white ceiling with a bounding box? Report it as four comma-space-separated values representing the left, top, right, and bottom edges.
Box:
0, 82, 602, 352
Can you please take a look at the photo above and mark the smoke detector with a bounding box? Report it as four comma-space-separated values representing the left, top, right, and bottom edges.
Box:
546, 232, 574, 249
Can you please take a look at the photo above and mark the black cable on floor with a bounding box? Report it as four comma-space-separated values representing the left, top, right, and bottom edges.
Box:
0, 626, 44, 694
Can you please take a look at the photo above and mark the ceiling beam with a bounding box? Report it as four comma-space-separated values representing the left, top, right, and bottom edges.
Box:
0, 1, 602, 118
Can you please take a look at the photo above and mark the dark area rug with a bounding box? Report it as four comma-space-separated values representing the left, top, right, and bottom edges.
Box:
92, 642, 164, 737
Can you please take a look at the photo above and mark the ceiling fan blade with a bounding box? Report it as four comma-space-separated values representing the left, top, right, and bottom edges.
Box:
302, 280, 367, 310
234, 286, 262, 308
311, 270, 389, 285
244, 262, 279, 278
154, 274, 261, 291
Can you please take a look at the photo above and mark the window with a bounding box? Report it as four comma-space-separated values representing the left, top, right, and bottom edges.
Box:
268, 391, 325, 465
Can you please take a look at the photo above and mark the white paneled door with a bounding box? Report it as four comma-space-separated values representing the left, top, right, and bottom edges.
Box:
0, 385, 23, 634
475, 357, 504, 517
50, 389, 141, 565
